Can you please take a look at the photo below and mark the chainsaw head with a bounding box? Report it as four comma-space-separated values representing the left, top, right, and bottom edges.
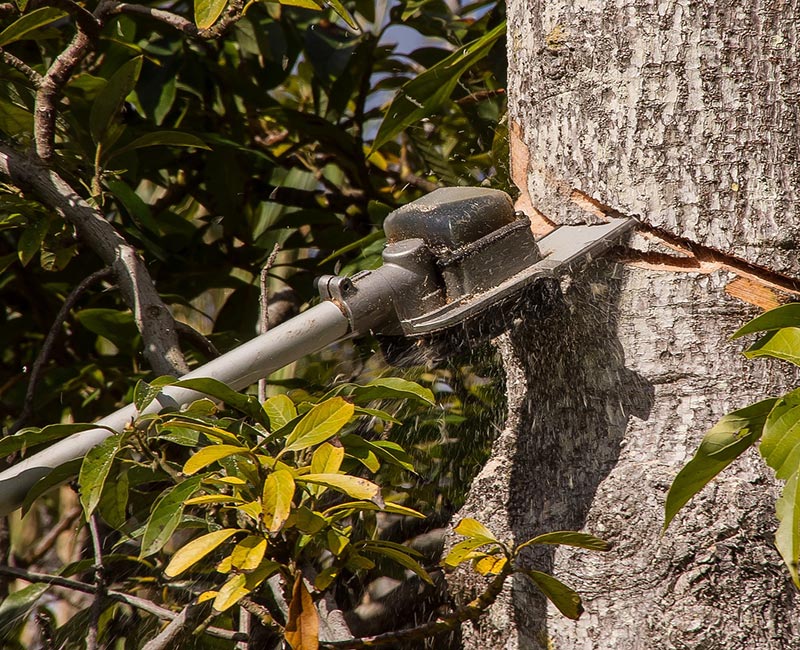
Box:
317, 187, 634, 364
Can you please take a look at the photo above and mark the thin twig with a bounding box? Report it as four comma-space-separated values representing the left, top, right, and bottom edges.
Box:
86, 514, 105, 650
111, 0, 247, 39
25, 505, 82, 564
0, 49, 44, 86
258, 244, 281, 403
9, 266, 113, 435
142, 602, 210, 650
0, 565, 245, 642
240, 596, 281, 630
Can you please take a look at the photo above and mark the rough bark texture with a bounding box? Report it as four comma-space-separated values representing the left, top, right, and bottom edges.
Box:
452, 1, 800, 648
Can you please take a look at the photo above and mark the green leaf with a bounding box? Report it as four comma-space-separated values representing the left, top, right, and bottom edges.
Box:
262, 469, 295, 532
322, 0, 358, 29
350, 378, 435, 405
17, 216, 47, 267
164, 528, 241, 577
664, 398, 779, 528
173, 378, 265, 422
284, 397, 354, 452
371, 21, 505, 152
78, 435, 121, 516
0, 582, 49, 637
90, 56, 143, 146
453, 517, 497, 542
361, 540, 433, 585
183, 444, 252, 475
760, 389, 800, 480
194, 0, 228, 29
298, 473, 380, 501
0, 98, 33, 136
108, 131, 210, 160
317, 231, 385, 265
0, 7, 67, 46
520, 569, 583, 620
265, 394, 298, 430
743, 328, 800, 366
0, 423, 99, 457
516, 531, 611, 552
140, 476, 204, 557
75, 308, 140, 354
105, 178, 161, 236
323, 500, 425, 520
97, 469, 129, 529
775, 471, 800, 587
732, 303, 800, 338
22, 459, 82, 514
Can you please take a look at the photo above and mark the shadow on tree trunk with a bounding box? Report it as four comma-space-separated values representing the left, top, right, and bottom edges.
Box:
504, 259, 654, 644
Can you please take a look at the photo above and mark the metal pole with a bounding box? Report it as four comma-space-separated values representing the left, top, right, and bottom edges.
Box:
0, 301, 351, 516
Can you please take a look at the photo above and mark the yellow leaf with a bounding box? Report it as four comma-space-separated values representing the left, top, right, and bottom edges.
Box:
263, 470, 295, 533
474, 554, 507, 576
284, 398, 354, 452
213, 573, 249, 612
183, 444, 250, 475
285, 573, 319, 650
198, 590, 218, 603
194, 0, 227, 29
453, 517, 497, 542
164, 528, 240, 577
311, 443, 344, 475
297, 474, 379, 501
231, 535, 268, 571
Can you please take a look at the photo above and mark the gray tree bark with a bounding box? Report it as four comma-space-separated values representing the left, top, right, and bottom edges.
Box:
452, 2, 800, 648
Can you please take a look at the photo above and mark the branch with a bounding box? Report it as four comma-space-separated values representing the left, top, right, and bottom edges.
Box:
0, 48, 44, 86
175, 321, 220, 360
9, 266, 114, 435
141, 602, 211, 650
320, 565, 512, 648
0, 565, 245, 642
111, 1, 247, 39
87, 514, 105, 650
0, 143, 189, 376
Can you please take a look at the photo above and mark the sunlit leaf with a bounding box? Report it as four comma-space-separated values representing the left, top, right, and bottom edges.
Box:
194, 0, 228, 29
743, 328, 800, 366
298, 473, 379, 501
520, 569, 583, 620
262, 469, 295, 532
0, 423, 101, 457
265, 394, 297, 430
173, 378, 265, 422
323, 500, 425, 520
140, 477, 204, 557
311, 442, 344, 474
164, 528, 241, 577
453, 517, 497, 542
474, 554, 507, 576
285, 573, 319, 650
732, 304, 800, 339
443, 538, 497, 569
350, 378, 435, 405
213, 574, 249, 612
665, 398, 779, 528
183, 444, 251, 475
284, 398, 354, 452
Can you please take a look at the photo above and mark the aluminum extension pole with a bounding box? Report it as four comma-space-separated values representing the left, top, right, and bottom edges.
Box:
0, 301, 351, 516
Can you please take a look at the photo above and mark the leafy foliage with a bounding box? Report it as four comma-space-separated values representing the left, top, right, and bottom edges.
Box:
666, 302, 800, 585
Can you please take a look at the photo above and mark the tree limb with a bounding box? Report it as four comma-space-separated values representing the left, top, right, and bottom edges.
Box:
0, 48, 44, 87
0, 143, 189, 376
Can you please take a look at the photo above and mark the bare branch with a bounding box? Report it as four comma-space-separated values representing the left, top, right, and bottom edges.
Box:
175, 321, 220, 360
258, 244, 281, 403
0, 565, 245, 642
141, 602, 211, 650
0, 143, 189, 376
9, 267, 114, 435
25, 505, 82, 564
0, 48, 44, 87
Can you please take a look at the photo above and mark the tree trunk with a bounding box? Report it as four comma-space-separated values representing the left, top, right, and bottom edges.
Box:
452, 2, 800, 647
